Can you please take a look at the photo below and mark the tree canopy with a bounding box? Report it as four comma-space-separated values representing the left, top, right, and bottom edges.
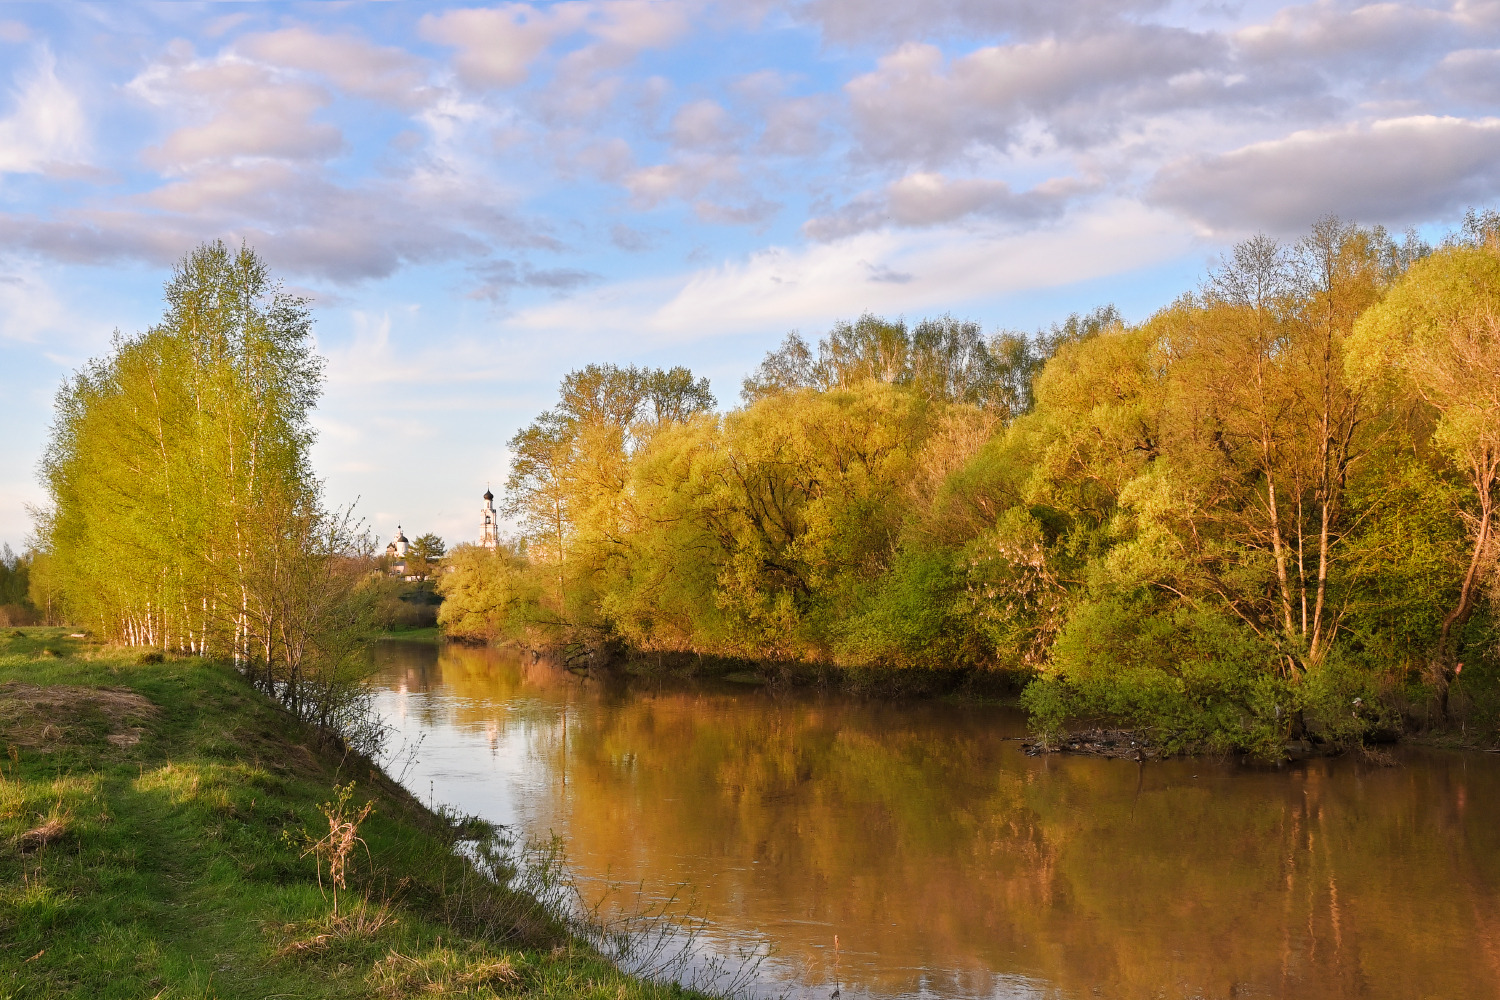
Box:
441, 215, 1500, 755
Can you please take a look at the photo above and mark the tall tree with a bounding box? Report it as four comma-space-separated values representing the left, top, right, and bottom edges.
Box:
503, 363, 715, 636
35, 241, 365, 731
1349, 243, 1500, 712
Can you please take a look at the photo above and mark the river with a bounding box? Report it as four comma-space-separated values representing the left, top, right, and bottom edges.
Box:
369, 639, 1500, 1000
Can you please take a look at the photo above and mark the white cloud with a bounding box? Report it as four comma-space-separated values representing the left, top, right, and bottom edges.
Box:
567, 135, 635, 180
0, 49, 87, 174
422, 2, 692, 131
624, 154, 738, 207
758, 95, 828, 156
468, 258, 601, 302
622, 152, 779, 225
0, 37, 561, 284
130, 55, 341, 168
1235, 1, 1463, 65
589, 0, 692, 49
1150, 115, 1500, 232
1434, 48, 1500, 102
805, 172, 1090, 240
0, 148, 552, 282
671, 99, 739, 150
0, 268, 64, 343
846, 28, 1226, 166
237, 27, 437, 109
316, 309, 401, 389
505, 199, 1194, 343
419, 4, 584, 88
797, 0, 1170, 45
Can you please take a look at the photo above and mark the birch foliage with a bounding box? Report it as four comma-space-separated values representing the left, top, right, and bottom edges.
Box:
35, 243, 369, 738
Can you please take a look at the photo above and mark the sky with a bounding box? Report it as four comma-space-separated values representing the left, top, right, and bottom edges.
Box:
1, 0, 1498, 553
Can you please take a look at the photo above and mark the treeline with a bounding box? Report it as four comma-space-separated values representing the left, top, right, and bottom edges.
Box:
29, 243, 377, 744
441, 212, 1500, 755
0, 545, 37, 626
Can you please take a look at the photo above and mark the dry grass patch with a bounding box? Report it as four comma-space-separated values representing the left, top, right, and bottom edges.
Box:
271, 902, 399, 958
18, 813, 70, 854
368, 947, 522, 998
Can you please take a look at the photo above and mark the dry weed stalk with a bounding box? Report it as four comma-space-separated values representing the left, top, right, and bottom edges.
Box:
300, 781, 374, 917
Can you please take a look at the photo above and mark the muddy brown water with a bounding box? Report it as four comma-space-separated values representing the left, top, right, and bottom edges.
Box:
369, 639, 1500, 1000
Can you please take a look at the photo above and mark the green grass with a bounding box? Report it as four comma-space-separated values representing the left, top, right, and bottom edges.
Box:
0, 627, 701, 999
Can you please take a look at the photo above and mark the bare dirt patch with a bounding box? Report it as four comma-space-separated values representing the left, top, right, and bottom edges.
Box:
0, 681, 159, 751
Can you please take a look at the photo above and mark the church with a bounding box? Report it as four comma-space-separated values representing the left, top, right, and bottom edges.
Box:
384, 525, 409, 562
480, 487, 498, 549
381, 490, 497, 575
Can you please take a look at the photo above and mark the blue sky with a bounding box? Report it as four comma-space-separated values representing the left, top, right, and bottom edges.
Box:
2, 0, 1498, 552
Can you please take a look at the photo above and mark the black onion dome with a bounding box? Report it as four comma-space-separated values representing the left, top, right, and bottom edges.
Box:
484, 488, 494, 501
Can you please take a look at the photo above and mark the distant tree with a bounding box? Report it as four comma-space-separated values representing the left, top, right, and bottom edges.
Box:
411, 533, 446, 561
0, 544, 29, 605
0, 544, 36, 626
741, 307, 1123, 419
738, 332, 816, 400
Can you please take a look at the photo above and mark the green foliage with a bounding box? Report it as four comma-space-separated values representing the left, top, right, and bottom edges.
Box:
1039, 591, 1289, 756
0, 545, 29, 606
1348, 242, 1500, 704
437, 214, 1500, 756
31, 241, 374, 746
436, 543, 551, 645
0, 545, 37, 626
740, 307, 1119, 419
834, 547, 977, 671
363, 577, 442, 631
411, 533, 446, 561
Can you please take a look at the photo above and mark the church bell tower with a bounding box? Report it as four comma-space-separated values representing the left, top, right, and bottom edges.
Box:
480, 488, 498, 550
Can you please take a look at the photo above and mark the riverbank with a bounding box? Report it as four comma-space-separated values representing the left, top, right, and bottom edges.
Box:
402, 631, 1500, 760
0, 627, 700, 999
540, 640, 1497, 760
367, 625, 443, 643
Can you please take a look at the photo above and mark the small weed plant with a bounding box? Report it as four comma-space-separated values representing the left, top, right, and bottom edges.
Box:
296, 781, 375, 918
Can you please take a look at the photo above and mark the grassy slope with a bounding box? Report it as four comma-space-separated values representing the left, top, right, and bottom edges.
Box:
0, 628, 692, 1000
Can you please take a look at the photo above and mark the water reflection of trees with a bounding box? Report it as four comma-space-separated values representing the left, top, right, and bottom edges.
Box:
372, 642, 1500, 999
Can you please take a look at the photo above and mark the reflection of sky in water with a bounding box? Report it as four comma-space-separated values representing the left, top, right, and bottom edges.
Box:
369, 640, 1500, 1000
378, 688, 528, 826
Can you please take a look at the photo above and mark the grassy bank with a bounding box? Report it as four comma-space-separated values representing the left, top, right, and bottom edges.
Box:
0, 627, 699, 999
